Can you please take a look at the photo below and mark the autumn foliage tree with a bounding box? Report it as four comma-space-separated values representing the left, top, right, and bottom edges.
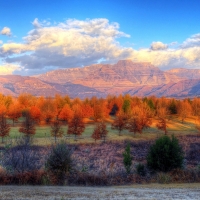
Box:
177, 100, 192, 123
19, 111, 36, 144
156, 117, 168, 135
111, 111, 128, 136
127, 104, 152, 135
7, 102, 22, 126
40, 98, 57, 124
67, 113, 85, 140
0, 114, 10, 143
59, 104, 74, 124
30, 106, 41, 124
51, 119, 64, 143
92, 121, 108, 143
126, 116, 142, 135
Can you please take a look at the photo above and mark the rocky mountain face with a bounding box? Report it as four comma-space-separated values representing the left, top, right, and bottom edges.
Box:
1, 60, 200, 98
167, 68, 200, 79
37, 60, 184, 95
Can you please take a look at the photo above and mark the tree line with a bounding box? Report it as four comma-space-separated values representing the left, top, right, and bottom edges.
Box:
0, 93, 200, 142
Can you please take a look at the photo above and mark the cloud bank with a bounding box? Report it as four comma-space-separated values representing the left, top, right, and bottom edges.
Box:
0, 63, 20, 75
0, 18, 200, 75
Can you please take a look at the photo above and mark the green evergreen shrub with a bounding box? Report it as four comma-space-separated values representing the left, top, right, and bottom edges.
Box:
147, 135, 184, 172
136, 163, 146, 176
46, 142, 73, 185
123, 143, 132, 174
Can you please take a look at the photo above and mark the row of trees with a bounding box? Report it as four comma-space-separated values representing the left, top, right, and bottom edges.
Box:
0, 93, 200, 125
0, 93, 200, 143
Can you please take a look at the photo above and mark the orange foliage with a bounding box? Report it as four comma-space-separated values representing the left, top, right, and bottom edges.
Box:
81, 104, 94, 118
0, 104, 7, 115
30, 106, 41, 123
7, 102, 22, 126
67, 113, 85, 140
59, 104, 74, 123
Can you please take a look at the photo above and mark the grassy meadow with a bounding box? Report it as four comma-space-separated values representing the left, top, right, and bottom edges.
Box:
1, 115, 199, 146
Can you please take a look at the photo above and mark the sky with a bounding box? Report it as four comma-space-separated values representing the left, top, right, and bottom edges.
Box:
1, 0, 200, 76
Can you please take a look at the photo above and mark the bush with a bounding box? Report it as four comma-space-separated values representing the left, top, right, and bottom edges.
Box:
2, 137, 42, 173
136, 163, 146, 176
123, 143, 132, 174
147, 135, 184, 172
156, 172, 171, 184
46, 142, 73, 185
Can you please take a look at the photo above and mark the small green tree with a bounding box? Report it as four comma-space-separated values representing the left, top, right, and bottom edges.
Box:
147, 135, 184, 172
123, 143, 132, 174
46, 142, 73, 185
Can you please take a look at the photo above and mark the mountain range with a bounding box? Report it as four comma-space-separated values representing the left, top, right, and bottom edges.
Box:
1, 60, 200, 98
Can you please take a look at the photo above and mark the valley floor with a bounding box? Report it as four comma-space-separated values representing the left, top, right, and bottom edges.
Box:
1, 183, 200, 200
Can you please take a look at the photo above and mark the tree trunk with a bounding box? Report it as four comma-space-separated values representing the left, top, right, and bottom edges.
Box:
55, 135, 57, 143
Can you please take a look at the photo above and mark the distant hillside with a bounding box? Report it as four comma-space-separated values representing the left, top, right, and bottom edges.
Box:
1, 60, 200, 98
36, 60, 183, 95
167, 68, 200, 79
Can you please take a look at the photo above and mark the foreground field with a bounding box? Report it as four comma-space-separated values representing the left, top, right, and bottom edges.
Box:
0, 183, 200, 199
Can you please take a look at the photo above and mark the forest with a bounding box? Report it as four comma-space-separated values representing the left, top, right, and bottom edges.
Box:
0, 93, 200, 185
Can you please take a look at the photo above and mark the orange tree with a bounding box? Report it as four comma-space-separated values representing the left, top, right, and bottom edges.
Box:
67, 113, 85, 140
0, 114, 10, 143
92, 121, 108, 143
111, 111, 128, 136
19, 111, 36, 144
7, 102, 22, 126
51, 119, 64, 143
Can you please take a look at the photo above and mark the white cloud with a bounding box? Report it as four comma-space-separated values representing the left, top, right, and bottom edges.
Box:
0, 40, 3, 44
32, 18, 41, 28
150, 41, 168, 50
0, 18, 132, 74
0, 27, 12, 36
1, 18, 200, 75
0, 63, 21, 75
182, 33, 200, 48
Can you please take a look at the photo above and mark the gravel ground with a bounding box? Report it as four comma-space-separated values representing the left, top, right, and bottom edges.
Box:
1, 184, 200, 200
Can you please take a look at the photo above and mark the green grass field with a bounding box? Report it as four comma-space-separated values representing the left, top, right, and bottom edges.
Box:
1, 115, 199, 146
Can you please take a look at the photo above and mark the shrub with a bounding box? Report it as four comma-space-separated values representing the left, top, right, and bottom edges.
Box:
46, 142, 73, 185
147, 135, 184, 172
156, 172, 171, 184
123, 143, 132, 174
2, 137, 41, 173
136, 163, 146, 176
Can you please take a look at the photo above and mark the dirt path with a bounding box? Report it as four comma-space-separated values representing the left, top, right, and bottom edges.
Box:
0, 183, 200, 199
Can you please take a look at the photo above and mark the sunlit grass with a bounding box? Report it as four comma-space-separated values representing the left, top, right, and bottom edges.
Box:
0, 115, 199, 146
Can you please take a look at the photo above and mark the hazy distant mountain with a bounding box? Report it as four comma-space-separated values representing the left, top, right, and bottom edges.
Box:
1, 60, 200, 98
37, 60, 183, 95
0, 75, 58, 96
126, 79, 200, 97
167, 68, 200, 79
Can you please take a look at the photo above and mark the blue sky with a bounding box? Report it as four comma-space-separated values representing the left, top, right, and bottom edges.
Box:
1, 0, 200, 75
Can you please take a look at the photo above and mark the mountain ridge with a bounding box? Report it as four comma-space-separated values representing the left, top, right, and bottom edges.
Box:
0, 60, 200, 98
